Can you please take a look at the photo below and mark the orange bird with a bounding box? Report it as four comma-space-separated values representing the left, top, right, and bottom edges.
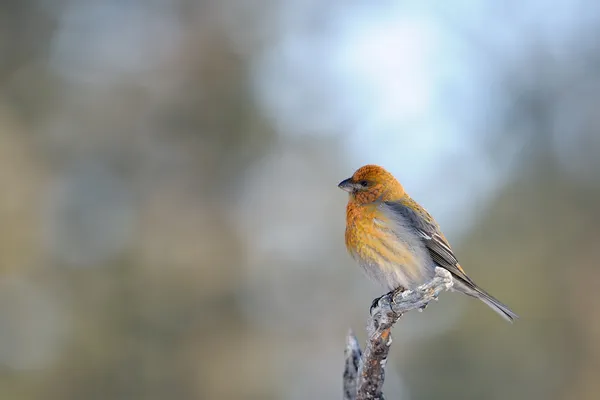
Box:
339, 164, 518, 322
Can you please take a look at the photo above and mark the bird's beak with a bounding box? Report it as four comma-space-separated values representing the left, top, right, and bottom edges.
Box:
338, 178, 355, 193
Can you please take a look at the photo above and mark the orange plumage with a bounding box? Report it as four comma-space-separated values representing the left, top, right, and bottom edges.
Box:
339, 164, 518, 322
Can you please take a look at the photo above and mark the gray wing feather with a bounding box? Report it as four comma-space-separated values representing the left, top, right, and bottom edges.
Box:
383, 200, 519, 322
383, 200, 475, 285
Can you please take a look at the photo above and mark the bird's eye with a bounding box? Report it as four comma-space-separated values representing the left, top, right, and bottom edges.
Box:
359, 180, 369, 187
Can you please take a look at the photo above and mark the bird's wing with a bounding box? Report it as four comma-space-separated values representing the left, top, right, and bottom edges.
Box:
382, 199, 475, 285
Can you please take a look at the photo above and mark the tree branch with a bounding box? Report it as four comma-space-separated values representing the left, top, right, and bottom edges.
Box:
343, 330, 362, 400
343, 268, 454, 400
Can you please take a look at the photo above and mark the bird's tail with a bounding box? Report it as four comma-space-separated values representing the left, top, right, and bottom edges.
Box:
454, 280, 519, 323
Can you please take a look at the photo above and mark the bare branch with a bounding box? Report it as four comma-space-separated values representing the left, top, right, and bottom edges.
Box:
343, 330, 362, 400
343, 268, 454, 400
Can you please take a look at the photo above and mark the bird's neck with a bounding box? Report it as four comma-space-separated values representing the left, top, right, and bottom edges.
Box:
351, 187, 407, 206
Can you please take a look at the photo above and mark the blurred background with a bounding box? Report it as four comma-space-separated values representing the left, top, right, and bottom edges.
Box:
1, 0, 599, 399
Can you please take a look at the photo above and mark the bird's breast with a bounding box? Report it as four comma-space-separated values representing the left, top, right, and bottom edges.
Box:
345, 201, 433, 290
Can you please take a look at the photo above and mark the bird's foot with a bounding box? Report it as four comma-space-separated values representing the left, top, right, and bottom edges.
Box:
369, 294, 387, 315
370, 287, 405, 315
390, 286, 406, 303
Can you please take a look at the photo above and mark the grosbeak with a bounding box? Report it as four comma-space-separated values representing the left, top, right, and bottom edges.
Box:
339, 164, 517, 322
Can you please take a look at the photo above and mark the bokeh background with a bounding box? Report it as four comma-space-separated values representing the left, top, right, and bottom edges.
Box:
1, 1, 600, 399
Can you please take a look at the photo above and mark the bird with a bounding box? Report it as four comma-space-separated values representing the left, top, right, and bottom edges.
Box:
339, 164, 518, 322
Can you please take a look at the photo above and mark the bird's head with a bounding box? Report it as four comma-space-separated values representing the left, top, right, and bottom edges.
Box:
338, 164, 405, 204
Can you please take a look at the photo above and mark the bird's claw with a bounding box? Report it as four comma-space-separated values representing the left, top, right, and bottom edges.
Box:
370, 294, 385, 315
370, 287, 405, 315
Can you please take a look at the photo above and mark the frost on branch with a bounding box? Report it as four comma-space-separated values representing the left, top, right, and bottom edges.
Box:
342, 268, 454, 400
